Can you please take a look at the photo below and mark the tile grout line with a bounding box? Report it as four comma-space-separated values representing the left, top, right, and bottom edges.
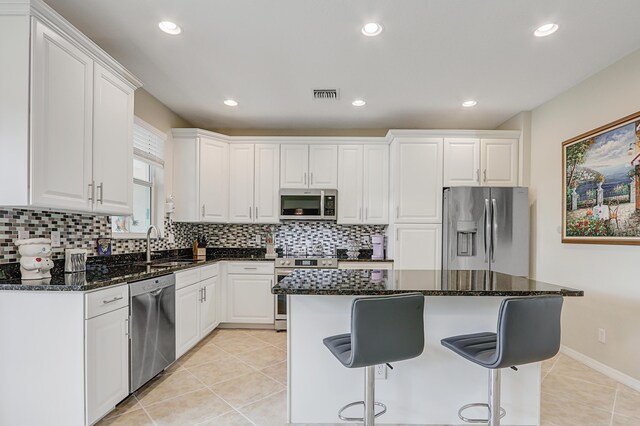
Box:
133, 393, 158, 426
609, 386, 619, 426
205, 385, 258, 426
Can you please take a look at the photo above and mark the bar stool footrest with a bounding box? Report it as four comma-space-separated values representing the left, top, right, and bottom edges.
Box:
458, 402, 506, 424
338, 400, 387, 421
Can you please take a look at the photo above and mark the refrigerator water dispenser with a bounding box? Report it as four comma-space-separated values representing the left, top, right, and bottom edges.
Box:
456, 221, 477, 256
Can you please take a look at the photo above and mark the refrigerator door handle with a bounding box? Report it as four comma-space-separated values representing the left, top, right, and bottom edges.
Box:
491, 198, 497, 262
484, 198, 490, 263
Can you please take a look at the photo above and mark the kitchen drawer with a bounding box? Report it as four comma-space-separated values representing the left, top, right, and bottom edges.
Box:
85, 284, 129, 319
200, 264, 219, 280
227, 262, 274, 275
175, 268, 201, 290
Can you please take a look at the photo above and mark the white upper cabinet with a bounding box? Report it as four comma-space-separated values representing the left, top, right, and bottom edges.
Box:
0, 13, 140, 212
444, 137, 519, 187
229, 144, 255, 223
363, 145, 389, 224
254, 144, 280, 223
481, 138, 519, 187
444, 138, 480, 187
338, 144, 389, 225
280, 144, 309, 188
309, 144, 338, 188
337, 145, 364, 224
92, 64, 134, 215
200, 137, 229, 222
281, 144, 338, 189
393, 138, 443, 223
31, 19, 94, 211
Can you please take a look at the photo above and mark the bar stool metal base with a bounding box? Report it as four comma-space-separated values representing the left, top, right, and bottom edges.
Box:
337, 365, 387, 426
458, 369, 506, 426
458, 403, 506, 424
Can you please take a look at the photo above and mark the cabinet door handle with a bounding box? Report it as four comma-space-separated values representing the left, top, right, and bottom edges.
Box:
199, 287, 204, 302
103, 296, 123, 304
124, 317, 130, 338
310, 172, 314, 185
97, 182, 104, 204
202, 205, 205, 217
203, 286, 207, 302
88, 182, 95, 202
255, 206, 258, 219
476, 169, 480, 183
483, 169, 487, 182
396, 206, 399, 219
249, 206, 252, 219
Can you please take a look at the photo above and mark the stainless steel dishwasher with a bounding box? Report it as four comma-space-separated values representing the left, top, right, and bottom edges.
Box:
129, 274, 176, 392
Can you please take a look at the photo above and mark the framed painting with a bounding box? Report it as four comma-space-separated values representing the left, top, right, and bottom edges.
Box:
562, 110, 640, 244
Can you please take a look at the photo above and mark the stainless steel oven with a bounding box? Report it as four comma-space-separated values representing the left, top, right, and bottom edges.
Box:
280, 189, 337, 220
273, 257, 338, 331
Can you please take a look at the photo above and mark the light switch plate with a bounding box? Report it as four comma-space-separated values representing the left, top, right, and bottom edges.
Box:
51, 231, 61, 247
18, 230, 29, 240
255, 235, 261, 245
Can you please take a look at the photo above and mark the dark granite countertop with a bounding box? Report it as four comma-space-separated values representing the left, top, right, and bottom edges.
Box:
0, 248, 274, 292
271, 269, 584, 297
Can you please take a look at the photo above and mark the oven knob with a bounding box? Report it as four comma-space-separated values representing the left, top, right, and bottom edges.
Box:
279, 260, 285, 266
286, 260, 291, 266
321, 260, 327, 266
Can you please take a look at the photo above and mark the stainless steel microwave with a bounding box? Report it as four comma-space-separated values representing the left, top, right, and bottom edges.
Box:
280, 189, 337, 220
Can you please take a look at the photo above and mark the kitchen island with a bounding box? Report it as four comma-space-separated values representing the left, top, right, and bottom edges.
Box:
273, 269, 583, 425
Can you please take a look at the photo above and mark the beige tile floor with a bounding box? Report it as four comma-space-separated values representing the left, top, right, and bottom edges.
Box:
98, 328, 640, 426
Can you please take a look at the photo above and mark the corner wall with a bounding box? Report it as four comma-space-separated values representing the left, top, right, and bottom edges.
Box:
527, 48, 640, 379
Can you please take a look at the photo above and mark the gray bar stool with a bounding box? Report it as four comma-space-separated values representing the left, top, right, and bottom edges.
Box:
323, 293, 425, 426
441, 295, 563, 426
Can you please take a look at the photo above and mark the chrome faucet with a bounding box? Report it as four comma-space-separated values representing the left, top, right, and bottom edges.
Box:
146, 225, 160, 263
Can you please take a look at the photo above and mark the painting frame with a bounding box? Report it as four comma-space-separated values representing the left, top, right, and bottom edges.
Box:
562, 110, 640, 245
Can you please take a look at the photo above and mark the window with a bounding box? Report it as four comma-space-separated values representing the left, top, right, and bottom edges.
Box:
112, 118, 166, 238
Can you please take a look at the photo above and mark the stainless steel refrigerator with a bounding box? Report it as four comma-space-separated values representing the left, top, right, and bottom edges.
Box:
442, 187, 529, 276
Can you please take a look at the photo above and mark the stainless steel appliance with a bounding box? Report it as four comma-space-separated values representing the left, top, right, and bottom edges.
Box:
442, 187, 529, 276
129, 274, 176, 392
274, 256, 339, 330
280, 189, 337, 220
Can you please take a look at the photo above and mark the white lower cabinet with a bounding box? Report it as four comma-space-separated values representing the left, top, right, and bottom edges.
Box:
175, 267, 220, 358
394, 224, 442, 270
85, 305, 129, 425
227, 274, 274, 324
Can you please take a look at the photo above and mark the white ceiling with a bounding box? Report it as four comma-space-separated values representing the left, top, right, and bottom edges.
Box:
44, 0, 640, 131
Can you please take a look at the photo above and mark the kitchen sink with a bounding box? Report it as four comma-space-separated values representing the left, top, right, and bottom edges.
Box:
147, 260, 197, 268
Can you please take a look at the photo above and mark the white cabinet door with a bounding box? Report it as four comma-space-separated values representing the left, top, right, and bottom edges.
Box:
92, 64, 134, 215
481, 138, 519, 187
363, 145, 389, 224
86, 306, 129, 425
337, 145, 364, 224
254, 144, 280, 223
176, 283, 201, 358
280, 144, 309, 188
200, 276, 218, 336
309, 144, 338, 188
227, 275, 275, 324
444, 138, 480, 187
394, 224, 442, 270
228, 144, 255, 223
31, 20, 93, 211
199, 137, 229, 222
394, 138, 443, 223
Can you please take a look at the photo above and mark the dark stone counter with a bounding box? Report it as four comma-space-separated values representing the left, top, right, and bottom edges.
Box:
271, 269, 584, 297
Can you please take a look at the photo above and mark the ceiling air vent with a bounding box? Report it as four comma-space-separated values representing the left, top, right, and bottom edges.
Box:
313, 89, 340, 100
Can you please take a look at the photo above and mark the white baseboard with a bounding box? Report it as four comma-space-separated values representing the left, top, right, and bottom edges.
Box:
560, 345, 640, 392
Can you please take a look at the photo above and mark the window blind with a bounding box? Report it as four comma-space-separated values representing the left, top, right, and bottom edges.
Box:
133, 123, 165, 167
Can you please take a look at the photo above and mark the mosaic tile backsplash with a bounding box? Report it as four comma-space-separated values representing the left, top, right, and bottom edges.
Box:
0, 208, 387, 264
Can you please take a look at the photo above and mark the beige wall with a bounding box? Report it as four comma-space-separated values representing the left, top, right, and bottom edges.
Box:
525, 48, 640, 379
134, 88, 192, 198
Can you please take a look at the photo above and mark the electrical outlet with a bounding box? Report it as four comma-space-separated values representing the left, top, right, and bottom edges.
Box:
375, 364, 387, 380
255, 235, 261, 245
168, 233, 175, 244
18, 230, 29, 240
50, 231, 61, 247
598, 328, 606, 344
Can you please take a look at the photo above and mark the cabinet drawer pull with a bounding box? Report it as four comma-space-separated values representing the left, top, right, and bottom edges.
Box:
103, 296, 123, 304
243, 267, 258, 270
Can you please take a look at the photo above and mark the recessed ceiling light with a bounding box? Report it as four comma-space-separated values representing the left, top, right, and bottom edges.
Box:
352, 99, 366, 107
534, 23, 558, 37
462, 100, 477, 108
224, 99, 238, 107
361, 22, 383, 37
158, 21, 182, 35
